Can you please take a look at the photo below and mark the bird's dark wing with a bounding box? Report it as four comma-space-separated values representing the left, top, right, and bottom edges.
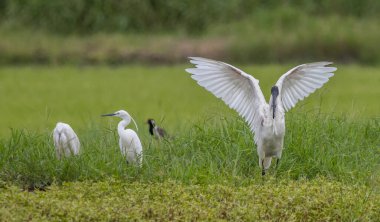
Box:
157, 127, 167, 138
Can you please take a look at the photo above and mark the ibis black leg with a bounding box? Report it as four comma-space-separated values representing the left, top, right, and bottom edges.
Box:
276, 158, 280, 169
261, 159, 265, 176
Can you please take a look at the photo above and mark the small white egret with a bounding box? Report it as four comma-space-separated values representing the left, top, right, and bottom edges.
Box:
102, 110, 143, 166
147, 118, 167, 139
186, 57, 337, 175
53, 122, 80, 159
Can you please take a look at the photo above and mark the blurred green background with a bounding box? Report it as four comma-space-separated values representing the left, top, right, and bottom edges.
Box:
0, 0, 379, 64
0, 0, 379, 136
1, 3, 379, 219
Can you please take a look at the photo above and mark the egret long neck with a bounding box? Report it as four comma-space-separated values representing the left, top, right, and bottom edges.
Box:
117, 120, 129, 135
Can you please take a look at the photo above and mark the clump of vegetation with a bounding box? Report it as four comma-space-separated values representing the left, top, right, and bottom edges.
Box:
1, 0, 378, 34
0, 1, 379, 64
0, 178, 378, 221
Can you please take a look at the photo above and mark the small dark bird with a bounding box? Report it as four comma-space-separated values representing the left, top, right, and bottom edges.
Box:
147, 118, 167, 139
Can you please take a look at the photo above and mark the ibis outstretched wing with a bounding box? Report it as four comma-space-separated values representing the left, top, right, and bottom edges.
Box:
186, 57, 266, 144
275, 62, 337, 111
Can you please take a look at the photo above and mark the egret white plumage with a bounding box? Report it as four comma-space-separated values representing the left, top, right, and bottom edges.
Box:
53, 122, 80, 159
102, 110, 143, 166
186, 57, 337, 175
147, 118, 167, 139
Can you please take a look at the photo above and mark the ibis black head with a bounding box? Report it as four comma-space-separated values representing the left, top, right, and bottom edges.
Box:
147, 119, 155, 135
271, 86, 279, 119
271, 86, 279, 97
147, 118, 155, 126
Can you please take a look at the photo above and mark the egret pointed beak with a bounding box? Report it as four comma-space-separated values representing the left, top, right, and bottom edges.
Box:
101, 113, 116, 117
271, 86, 279, 119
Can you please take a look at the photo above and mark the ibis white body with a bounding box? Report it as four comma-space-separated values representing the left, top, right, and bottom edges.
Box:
186, 57, 336, 174
257, 104, 286, 170
53, 122, 80, 159
102, 110, 143, 166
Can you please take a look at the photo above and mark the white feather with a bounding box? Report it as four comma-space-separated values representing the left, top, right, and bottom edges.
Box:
186, 57, 337, 174
102, 110, 143, 166
53, 122, 80, 159
186, 57, 266, 144
275, 62, 336, 111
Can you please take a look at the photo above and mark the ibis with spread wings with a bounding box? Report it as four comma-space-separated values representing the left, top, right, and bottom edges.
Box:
186, 57, 337, 175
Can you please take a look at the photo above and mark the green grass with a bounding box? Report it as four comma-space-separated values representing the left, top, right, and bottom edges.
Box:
0, 64, 378, 137
0, 64, 379, 220
0, 114, 379, 187
0, 113, 378, 189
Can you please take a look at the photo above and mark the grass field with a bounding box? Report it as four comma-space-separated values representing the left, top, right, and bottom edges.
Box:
0, 64, 378, 136
0, 64, 379, 220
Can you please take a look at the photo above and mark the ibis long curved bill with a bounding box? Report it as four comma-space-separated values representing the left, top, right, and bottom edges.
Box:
186, 57, 337, 175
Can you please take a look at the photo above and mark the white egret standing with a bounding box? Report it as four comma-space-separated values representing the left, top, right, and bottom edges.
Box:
102, 110, 143, 166
53, 122, 80, 159
186, 57, 336, 175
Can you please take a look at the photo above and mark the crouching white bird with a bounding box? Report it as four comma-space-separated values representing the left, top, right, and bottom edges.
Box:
53, 122, 80, 159
102, 110, 143, 166
186, 57, 337, 175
